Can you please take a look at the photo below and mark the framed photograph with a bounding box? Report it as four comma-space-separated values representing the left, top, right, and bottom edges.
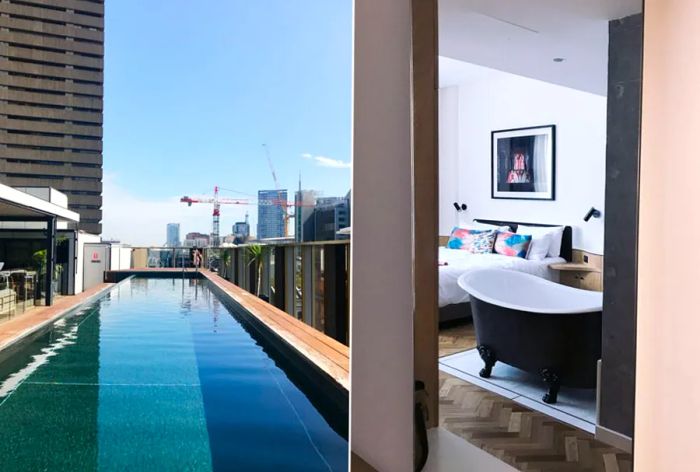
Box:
491, 125, 556, 200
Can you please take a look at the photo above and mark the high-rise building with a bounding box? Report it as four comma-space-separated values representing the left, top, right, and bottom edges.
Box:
257, 189, 287, 240
313, 192, 351, 241
166, 223, 180, 247
294, 189, 317, 242
0, 1, 105, 235
233, 212, 250, 244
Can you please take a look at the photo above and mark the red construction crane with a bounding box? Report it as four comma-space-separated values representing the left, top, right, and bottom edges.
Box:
180, 186, 314, 246
180, 186, 249, 247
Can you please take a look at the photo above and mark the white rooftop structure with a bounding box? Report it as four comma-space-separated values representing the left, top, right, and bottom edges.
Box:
0, 184, 79, 223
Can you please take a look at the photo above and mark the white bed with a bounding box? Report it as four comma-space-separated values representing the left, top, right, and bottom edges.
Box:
438, 247, 565, 307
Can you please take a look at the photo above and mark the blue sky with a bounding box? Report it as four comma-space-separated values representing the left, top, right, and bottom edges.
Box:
102, 0, 352, 244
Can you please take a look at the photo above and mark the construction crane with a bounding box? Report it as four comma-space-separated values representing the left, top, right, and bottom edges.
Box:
181, 185, 315, 246
180, 186, 249, 247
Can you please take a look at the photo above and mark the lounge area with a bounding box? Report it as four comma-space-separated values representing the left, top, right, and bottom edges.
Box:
0, 184, 81, 319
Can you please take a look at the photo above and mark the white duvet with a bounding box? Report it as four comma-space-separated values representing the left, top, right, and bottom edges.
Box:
438, 247, 565, 307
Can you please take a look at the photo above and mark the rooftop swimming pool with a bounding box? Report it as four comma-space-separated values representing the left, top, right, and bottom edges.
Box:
0, 277, 348, 471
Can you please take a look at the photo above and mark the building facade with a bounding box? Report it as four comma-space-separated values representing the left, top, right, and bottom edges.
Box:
166, 223, 180, 247
257, 189, 287, 240
0, 0, 105, 235
294, 189, 317, 242
313, 193, 350, 241
232, 212, 250, 244
183, 232, 209, 248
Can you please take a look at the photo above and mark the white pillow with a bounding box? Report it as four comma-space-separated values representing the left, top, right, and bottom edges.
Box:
522, 231, 551, 260
516, 225, 565, 258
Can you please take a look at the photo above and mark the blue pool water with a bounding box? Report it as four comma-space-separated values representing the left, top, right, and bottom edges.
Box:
0, 278, 348, 471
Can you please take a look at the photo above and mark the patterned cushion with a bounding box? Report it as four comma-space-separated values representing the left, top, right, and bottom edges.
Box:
494, 231, 532, 258
447, 228, 496, 254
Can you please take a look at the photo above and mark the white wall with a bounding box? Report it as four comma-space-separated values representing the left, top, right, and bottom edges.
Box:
75, 232, 101, 294
439, 62, 608, 254
439, 86, 460, 235
109, 246, 132, 271
351, 0, 414, 470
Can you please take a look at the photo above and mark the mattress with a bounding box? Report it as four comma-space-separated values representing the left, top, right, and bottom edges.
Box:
438, 247, 565, 307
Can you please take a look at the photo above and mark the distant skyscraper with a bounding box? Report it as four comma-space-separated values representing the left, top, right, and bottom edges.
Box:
233, 212, 251, 244
295, 190, 317, 242
166, 223, 180, 247
257, 189, 287, 239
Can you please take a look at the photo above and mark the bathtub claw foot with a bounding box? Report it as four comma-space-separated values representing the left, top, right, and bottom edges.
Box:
477, 345, 496, 378
541, 369, 560, 404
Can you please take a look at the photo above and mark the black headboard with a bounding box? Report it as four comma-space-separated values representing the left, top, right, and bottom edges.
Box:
474, 219, 573, 262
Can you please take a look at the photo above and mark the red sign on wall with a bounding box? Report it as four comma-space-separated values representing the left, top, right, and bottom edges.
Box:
91, 251, 101, 263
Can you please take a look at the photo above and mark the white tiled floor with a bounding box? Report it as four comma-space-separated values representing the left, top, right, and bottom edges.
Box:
424, 428, 517, 472
440, 348, 596, 433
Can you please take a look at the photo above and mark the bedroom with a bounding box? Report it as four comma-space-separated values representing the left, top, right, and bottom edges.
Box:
430, 0, 643, 467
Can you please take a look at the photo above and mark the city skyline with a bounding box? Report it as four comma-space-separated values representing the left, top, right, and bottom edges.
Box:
101, 0, 352, 245
153, 185, 350, 246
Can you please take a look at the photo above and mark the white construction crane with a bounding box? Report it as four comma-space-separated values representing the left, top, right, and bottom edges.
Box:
262, 144, 293, 237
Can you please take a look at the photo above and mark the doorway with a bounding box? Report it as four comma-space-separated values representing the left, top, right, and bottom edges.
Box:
420, 1, 644, 469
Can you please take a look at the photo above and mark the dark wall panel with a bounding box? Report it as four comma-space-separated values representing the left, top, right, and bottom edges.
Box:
600, 13, 643, 439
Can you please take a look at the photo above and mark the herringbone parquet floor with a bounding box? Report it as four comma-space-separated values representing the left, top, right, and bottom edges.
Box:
438, 322, 632, 472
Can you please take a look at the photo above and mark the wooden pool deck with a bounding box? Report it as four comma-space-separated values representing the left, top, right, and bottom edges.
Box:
0, 282, 114, 353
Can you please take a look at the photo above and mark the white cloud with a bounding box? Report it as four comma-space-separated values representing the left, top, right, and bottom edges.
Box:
101, 173, 252, 246
301, 153, 351, 169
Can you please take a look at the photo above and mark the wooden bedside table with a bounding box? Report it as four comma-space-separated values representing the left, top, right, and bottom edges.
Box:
550, 251, 603, 291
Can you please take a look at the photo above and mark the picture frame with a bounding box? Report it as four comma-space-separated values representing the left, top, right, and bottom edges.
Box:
491, 125, 556, 200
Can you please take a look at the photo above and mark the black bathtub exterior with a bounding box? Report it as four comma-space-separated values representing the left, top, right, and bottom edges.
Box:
471, 295, 602, 404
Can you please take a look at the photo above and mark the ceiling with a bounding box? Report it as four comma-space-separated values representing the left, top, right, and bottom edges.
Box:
439, 56, 501, 89
439, 0, 643, 95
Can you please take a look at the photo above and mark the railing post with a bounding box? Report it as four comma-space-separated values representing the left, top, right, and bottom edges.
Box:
240, 248, 247, 289
323, 244, 348, 344
233, 248, 239, 285
273, 246, 286, 310
285, 246, 296, 316
261, 248, 271, 299
301, 245, 313, 325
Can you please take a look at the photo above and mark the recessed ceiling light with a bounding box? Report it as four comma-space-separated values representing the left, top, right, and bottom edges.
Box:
553, 57, 565, 63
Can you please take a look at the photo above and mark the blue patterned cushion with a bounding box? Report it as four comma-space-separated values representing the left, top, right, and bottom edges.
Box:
447, 228, 496, 254
494, 231, 532, 258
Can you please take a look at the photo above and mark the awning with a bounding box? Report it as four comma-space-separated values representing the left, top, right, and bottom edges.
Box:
0, 183, 79, 222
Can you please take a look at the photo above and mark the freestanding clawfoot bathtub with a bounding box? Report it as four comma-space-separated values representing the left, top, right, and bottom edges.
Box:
458, 269, 602, 404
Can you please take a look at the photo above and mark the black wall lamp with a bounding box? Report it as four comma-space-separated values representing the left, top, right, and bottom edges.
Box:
583, 207, 602, 222
453, 202, 468, 212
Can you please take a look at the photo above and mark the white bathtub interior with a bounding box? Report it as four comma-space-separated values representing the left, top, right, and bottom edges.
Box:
458, 268, 603, 314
